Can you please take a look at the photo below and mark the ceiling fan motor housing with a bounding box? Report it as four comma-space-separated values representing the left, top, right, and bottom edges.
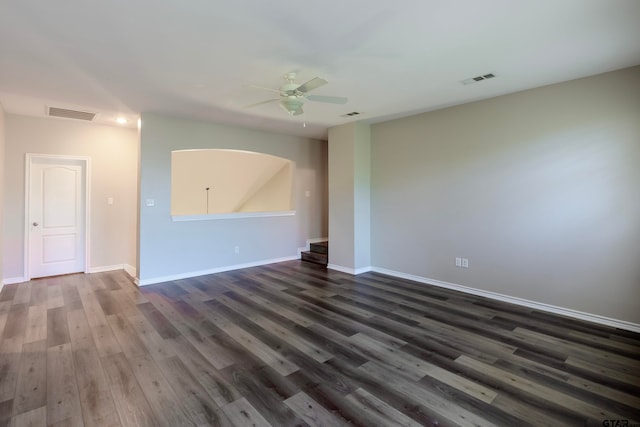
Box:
281, 96, 304, 114
281, 82, 300, 94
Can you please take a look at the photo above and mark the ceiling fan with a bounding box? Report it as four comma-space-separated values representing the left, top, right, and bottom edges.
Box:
244, 72, 348, 116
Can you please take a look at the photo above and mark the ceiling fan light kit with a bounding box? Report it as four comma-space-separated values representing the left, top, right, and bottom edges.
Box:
245, 72, 348, 117
281, 96, 304, 115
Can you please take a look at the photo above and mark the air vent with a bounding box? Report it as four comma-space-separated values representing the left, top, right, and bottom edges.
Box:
461, 73, 496, 85
341, 111, 361, 117
48, 107, 96, 121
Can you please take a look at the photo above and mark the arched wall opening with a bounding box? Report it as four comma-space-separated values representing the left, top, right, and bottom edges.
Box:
171, 149, 294, 216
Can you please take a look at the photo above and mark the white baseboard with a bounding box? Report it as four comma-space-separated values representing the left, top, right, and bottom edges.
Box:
88, 264, 125, 274
371, 267, 640, 333
3, 265, 134, 287
3, 264, 134, 286
136, 256, 299, 286
88, 264, 136, 279
123, 264, 137, 278
2, 277, 28, 285
328, 264, 372, 275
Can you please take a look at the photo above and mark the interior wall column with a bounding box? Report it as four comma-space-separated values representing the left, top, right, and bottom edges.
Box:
327, 122, 371, 273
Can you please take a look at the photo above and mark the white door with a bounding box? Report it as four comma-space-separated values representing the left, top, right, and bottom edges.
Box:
28, 156, 86, 278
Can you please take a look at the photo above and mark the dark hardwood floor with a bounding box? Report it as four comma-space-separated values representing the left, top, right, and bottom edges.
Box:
0, 261, 639, 426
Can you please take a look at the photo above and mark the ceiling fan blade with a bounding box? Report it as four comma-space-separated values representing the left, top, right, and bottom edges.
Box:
243, 98, 280, 109
296, 77, 327, 93
245, 84, 282, 94
306, 95, 348, 104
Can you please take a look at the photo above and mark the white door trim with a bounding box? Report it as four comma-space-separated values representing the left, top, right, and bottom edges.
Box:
24, 153, 91, 281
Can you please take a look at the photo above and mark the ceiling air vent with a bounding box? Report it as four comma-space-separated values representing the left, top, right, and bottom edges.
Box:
341, 111, 361, 117
48, 107, 96, 121
461, 73, 496, 85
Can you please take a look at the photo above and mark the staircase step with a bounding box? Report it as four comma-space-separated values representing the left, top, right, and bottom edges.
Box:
309, 241, 328, 255
301, 251, 328, 266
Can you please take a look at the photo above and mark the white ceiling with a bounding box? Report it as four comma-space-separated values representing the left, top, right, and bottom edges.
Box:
1, 0, 639, 139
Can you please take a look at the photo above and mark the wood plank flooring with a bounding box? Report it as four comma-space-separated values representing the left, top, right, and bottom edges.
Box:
0, 261, 639, 426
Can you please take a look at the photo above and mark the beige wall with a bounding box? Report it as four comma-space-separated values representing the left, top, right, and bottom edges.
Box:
328, 122, 371, 272
238, 163, 292, 213
3, 115, 138, 280
371, 66, 640, 324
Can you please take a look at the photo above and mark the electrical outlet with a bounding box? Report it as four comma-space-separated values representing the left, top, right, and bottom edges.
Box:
234, 246, 240, 254
462, 258, 469, 268
455, 257, 462, 267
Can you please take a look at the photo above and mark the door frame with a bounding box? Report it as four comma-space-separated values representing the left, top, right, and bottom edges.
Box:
24, 153, 91, 281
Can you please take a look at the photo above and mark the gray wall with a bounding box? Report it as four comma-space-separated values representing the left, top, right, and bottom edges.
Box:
0, 104, 5, 285
3, 115, 138, 280
138, 113, 327, 283
371, 66, 640, 324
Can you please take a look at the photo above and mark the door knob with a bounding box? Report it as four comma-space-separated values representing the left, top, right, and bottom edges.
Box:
32, 222, 39, 226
